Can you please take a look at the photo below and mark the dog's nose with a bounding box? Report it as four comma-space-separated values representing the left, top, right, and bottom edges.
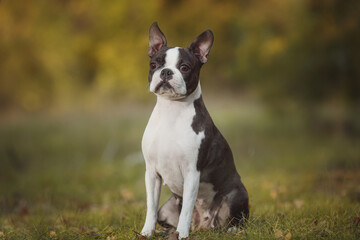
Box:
160, 68, 174, 81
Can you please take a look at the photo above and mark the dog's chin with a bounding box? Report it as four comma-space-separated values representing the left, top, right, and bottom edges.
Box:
154, 86, 186, 100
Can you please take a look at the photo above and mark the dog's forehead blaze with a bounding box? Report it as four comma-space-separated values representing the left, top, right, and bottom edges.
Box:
164, 47, 180, 67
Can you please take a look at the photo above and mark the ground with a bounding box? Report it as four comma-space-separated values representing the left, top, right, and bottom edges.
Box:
0, 96, 359, 239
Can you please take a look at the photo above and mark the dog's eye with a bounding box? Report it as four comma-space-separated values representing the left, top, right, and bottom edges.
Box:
180, 64, 190, 72
150, 62, 158, 70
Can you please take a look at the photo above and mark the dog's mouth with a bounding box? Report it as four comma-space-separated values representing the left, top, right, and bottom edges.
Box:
154, 81, 173, 93
153, 80, 187, 100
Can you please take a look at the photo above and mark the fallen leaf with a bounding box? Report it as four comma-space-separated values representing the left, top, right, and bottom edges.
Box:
68, 227, 81, 232
270, 190, 278, 199
293, 199, 304, 208
274, 229, 283, 239
78, 202, 90, 211
132, 230, 147, 239
313, 218, 318, 225
354, 216, 360, 227
278, 185, 287, 194
20, 206, 29, 217
285, 232, 292, 240
318, 220, 328, 228
121, 188, 134, 201
80, 225, 89, 233
49, 231, 56, 236
236, 229, 245, 235
0, 232, 4, 237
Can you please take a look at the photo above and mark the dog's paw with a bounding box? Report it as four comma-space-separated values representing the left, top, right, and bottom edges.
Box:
140, 228, 153, 238
133, 230, 149, 240
175, 229, 189, 240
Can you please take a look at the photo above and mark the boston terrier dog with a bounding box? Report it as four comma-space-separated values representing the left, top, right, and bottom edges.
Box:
141, 22, 249, 239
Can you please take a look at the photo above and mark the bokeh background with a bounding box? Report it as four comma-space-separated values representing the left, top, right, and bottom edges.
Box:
0, 0, 359, 239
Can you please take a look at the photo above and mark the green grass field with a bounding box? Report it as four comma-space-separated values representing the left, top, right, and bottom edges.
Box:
0, 97, 359, 239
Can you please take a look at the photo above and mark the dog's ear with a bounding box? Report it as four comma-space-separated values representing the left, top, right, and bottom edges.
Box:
148, 22, 167, 57
189, 30, 214, 64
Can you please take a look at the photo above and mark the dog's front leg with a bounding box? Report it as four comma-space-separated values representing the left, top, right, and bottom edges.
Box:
176, 170, 200, 239
141, 169, 161, 237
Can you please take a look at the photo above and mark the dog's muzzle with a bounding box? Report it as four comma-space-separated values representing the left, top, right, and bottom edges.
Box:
155, 80, 173, 93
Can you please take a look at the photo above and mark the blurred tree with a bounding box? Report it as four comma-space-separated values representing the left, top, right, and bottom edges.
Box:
0, 0, 359, 125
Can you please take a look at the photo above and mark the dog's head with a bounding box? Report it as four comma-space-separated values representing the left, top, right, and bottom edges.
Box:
147, 22, 214, 100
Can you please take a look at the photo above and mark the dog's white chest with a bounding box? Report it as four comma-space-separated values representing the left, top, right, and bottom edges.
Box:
142, 96, 204, 196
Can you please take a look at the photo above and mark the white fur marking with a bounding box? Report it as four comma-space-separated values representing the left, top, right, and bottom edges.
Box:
176, 170, 200, 238
140, 170, 161, 236
142, 84, 204, 239
165, 47, 180, 66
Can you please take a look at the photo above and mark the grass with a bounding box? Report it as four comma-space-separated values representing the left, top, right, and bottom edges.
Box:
0, 96, 359, 239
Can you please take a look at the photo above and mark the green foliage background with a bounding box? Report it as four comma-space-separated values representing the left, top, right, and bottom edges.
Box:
1, 0, 359, 114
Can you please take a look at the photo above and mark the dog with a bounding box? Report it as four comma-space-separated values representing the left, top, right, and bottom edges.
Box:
140, 22, 249, 239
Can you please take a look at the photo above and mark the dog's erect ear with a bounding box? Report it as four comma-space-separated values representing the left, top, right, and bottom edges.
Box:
189, 30, 214, 64
148, 22, 167, 57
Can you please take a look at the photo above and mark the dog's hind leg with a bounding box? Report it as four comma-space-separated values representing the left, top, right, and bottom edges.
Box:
157, 195, 182, 228
227, 185, 249, 228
